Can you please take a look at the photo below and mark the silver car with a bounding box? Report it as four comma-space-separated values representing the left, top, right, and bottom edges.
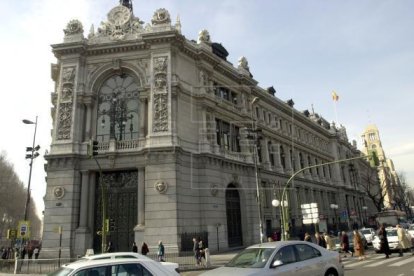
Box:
201, 241, 344, 276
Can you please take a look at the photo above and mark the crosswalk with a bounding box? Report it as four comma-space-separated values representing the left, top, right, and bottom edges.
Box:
342, 253, 414, 268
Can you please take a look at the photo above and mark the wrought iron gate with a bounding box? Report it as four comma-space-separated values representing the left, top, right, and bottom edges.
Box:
226, 184, 243, 247
94, 170, 138, 252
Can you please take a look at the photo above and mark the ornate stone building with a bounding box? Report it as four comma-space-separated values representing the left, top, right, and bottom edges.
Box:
43, 1, 378, 257
361, 124, 400, 209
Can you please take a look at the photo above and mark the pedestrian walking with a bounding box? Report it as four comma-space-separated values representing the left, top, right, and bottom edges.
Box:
141, 242, 149, 256
304, 232, 312, 242
197, 238, 206, 267
157, 240, 165, 262
106, 241, 114, 253
33, 247, 40, 259
324, 232, 334, 250
378, 224, 391, 258
132, 242, 138, 253
396, 224, 411, 257
353, 230, 366, 260
340, 231, 352, 257
193, 238, 200, 265
315, 232, 326, 248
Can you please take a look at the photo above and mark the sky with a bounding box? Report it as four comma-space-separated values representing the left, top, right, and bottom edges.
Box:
0, 0, 413, 217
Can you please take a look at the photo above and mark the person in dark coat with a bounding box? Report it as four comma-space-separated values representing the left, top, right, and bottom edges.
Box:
315, 232, 327, 248
131, 242, 138, 253
378, 225, 391, 258
141, 242, 149, 255
106, 241, 114, 253
304, 232, 312, 242
340, 231, 352, 257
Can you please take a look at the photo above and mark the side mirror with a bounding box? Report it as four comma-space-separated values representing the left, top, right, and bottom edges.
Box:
272, 260, 283, 267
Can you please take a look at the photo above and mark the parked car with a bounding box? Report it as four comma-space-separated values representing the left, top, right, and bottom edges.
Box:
48, 258, 180, 276
407, 224, 414, 239
360, 228, 376, 245
372, 227, 412, 253
72, 252, 179, 274
200, 241, 344, 276
335, 231, 368, 252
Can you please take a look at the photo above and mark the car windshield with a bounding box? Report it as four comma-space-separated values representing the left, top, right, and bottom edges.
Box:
226, 248, 274, 268
360, 229, 371, 235
387, 229, 397, 236
47, 267, 73, 276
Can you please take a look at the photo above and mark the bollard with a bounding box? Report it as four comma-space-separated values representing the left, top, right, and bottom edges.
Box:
204, 248, 211, 268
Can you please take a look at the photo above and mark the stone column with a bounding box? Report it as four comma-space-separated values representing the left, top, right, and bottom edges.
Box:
138, 168, 145, 226
84, 103, 92, 140
79, 171, 90, 228
274, 143, 284, 173
139, 97, 147, 138
260, 138, 270, 166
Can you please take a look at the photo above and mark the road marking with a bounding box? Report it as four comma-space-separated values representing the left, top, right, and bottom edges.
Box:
346, 259, 375, 268
364, 256, 398, 267
389, 256, 414, 267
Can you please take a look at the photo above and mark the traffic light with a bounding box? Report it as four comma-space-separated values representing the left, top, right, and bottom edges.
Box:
25, 145, 40, 159
87, 140, 99, 158
368, 150, 379, 167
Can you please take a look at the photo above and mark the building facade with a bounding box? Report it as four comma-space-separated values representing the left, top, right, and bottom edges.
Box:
43, 1, 378, 258
361, 124, 401, 209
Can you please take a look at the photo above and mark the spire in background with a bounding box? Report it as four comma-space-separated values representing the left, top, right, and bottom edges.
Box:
120, 0, 133, 12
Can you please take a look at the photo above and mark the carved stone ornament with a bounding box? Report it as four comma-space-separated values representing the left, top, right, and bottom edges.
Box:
153, 57, 168, 73
64, 19, 84, 35
57, 102, 72, 140
151, 8, 171, 25
210, 184, 218, 197
62, 67, 75, 83
93, 5, 144, 41
197, 29, 211, 44
61, 84, 73, 102
154, 180, 168, 194
53, 186, 65, 199
153, 93, 168, 132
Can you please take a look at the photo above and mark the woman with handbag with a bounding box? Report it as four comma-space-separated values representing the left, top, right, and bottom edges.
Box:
353, 230, 365, 260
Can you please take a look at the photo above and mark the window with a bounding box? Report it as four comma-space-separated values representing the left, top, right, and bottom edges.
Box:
273, 245, 296, 265
268, 141, 275, 166
295, 244, 321, 261
299, 153, 304, 169
216, 119, 240, 152
280, 146, 285, 169
97, 74, 140, 142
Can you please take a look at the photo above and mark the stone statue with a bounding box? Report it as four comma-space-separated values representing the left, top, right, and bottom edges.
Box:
197, 29, 211, 44
238, 56, 249, 71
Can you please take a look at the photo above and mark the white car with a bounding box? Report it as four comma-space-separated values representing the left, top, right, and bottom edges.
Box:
360, 228, 375, 244
72, 252, 179, 274
372, 227, 410, 252
200, 241, 344, 276
408, 224, 414, 238
48, 258, 180, 276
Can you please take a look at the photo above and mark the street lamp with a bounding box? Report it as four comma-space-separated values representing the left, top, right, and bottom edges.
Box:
330, 204, 339, 232
22, 116, 40, 222
250, 97, 264, 243
362, 206, 368, 227
272, 199, 288, 239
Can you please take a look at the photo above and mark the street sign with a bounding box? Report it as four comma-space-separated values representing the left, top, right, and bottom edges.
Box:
17, 220, 30, 239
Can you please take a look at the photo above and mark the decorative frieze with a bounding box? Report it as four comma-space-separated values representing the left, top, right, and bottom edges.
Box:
152, 56, 169, 132
56, 66, 75, 140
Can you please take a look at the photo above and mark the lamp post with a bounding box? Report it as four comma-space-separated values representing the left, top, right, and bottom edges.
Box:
272, 199, 288, 240
362, 206, 368, 227
330, 204, 339, 232
250, 97, 264, 243
22, 116, 39, 222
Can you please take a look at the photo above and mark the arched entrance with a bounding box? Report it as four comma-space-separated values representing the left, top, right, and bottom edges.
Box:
94, 170, 138, 252
226, 183, 243, 247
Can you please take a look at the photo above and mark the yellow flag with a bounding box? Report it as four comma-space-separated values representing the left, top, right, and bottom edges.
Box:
332, 91, 339, 101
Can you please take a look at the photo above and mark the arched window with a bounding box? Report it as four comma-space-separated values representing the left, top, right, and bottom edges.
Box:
97, 74, 140, 141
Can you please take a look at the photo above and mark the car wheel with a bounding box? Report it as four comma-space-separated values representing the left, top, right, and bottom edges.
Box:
325, 268, 338, 276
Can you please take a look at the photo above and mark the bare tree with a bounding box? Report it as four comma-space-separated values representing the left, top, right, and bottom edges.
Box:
0, 153, 41, 239
395, 172, 413, 218
358, 165, 386, 212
